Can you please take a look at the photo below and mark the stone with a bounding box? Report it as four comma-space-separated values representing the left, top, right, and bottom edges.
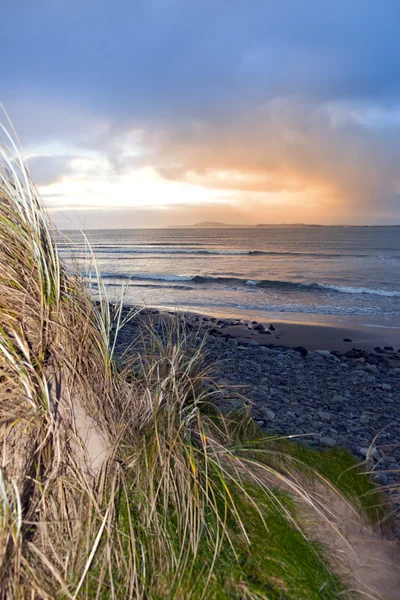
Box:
260, 346, 274, 355
343, 338, 352, 342
248, 340, 259, 347
259, 408, 276, 421
321, 436, 338, 448
364, 364, 378, 374
373, 472, 389, 486
253, 323, 266, 332
269, 324, 276, 331
382, 383, 392, 391
226, 338, 238, 348
390, 368, 400, 377
311, 350, 339, 362
331, 394, 347, 404
358, 447, 380, 461
384, 346, 394, 352
318, 411, 332, 423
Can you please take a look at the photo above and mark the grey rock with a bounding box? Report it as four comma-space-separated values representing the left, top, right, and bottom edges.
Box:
260, 347, 274, 355
318, 411, 332, 422
373, 472, 389, 486
248, 340, 259, 347
331, 394, 347, 403
382, 383, 392, 391
358, 447, 380, 461
389, 368, 400, 377
321, 436, 338, 448
259, 408, 276, 421
226, 338, 238, 347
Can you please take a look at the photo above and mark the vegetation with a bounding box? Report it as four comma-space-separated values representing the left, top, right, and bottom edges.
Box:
0, 126, 387, 598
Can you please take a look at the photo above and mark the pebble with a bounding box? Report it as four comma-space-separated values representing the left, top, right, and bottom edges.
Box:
318, 411, 331, 422
259, 408, 276, 421
358, 447, 380, 461
321, 436, 338, 448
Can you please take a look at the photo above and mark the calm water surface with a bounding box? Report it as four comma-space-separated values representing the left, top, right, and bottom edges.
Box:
60, 227, 400, 328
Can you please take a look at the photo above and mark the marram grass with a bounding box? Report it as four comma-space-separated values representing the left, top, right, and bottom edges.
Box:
0, 126, 385, 599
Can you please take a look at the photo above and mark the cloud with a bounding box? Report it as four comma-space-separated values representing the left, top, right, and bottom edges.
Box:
2, 0, 400, 224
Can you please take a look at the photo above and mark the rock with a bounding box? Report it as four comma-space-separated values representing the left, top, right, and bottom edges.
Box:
384, 346, 394, 352
345, 349, 364, 359
354, 357, 366, 364
209, 328, 222, 336
358, 447, 380, 461
293, 346, 308, 356
384, 456, 397, 464
311, 350, 339, 362
359, 415, 370, 424
260, 347, 274, 355
374, 346, 384, 353
382, 383, 392, 391
259, 408, 276, 421
331, 394, 347, 404
364, 364, 378, 374
318, 411, 332, 423
390, 368, 400, 377
343, 338, 352, 342
373, 472, 389, 486
321, 436, 338, 448
253, 323, 266, 332
248, 340, 259, 347
269, 324, 275, 331
226, 338, 238, 348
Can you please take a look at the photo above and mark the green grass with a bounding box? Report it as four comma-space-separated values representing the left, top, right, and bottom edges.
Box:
212, 407, 385, 523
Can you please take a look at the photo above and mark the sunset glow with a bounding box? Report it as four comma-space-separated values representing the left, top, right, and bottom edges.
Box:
2, 1, 400, 227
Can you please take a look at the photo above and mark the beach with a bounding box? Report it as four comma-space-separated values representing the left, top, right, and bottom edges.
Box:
118, 307, 400, 514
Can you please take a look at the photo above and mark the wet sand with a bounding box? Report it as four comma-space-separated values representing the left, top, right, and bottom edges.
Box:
136, 306, 400, 358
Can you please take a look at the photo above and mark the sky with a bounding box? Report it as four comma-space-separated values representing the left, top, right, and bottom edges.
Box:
2, 0, 400, 227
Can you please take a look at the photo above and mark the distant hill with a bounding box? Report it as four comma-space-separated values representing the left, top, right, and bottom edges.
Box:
168, 222, 400, 229
255, 223, 323, 228
170, 222, 326, 228
191, 221, 249, 228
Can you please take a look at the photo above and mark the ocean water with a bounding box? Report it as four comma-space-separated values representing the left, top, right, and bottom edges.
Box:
60, 227, 400, 327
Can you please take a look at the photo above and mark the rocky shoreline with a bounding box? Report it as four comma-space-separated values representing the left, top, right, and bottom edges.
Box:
117, 307, 400, 522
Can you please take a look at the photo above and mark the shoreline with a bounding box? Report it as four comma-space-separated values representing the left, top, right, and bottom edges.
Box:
135, 305, 400, 358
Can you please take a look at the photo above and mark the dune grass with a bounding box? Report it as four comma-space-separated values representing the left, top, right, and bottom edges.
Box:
0, 124, 388, 598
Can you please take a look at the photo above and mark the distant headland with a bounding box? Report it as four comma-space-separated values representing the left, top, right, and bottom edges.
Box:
168, 221, 399, 229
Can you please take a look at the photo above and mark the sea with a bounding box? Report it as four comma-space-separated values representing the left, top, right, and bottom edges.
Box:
60, 227, 400, 328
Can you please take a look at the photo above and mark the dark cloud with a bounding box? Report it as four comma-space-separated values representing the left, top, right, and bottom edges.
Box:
27, 155, 76, 186
3, 0, 400, 125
